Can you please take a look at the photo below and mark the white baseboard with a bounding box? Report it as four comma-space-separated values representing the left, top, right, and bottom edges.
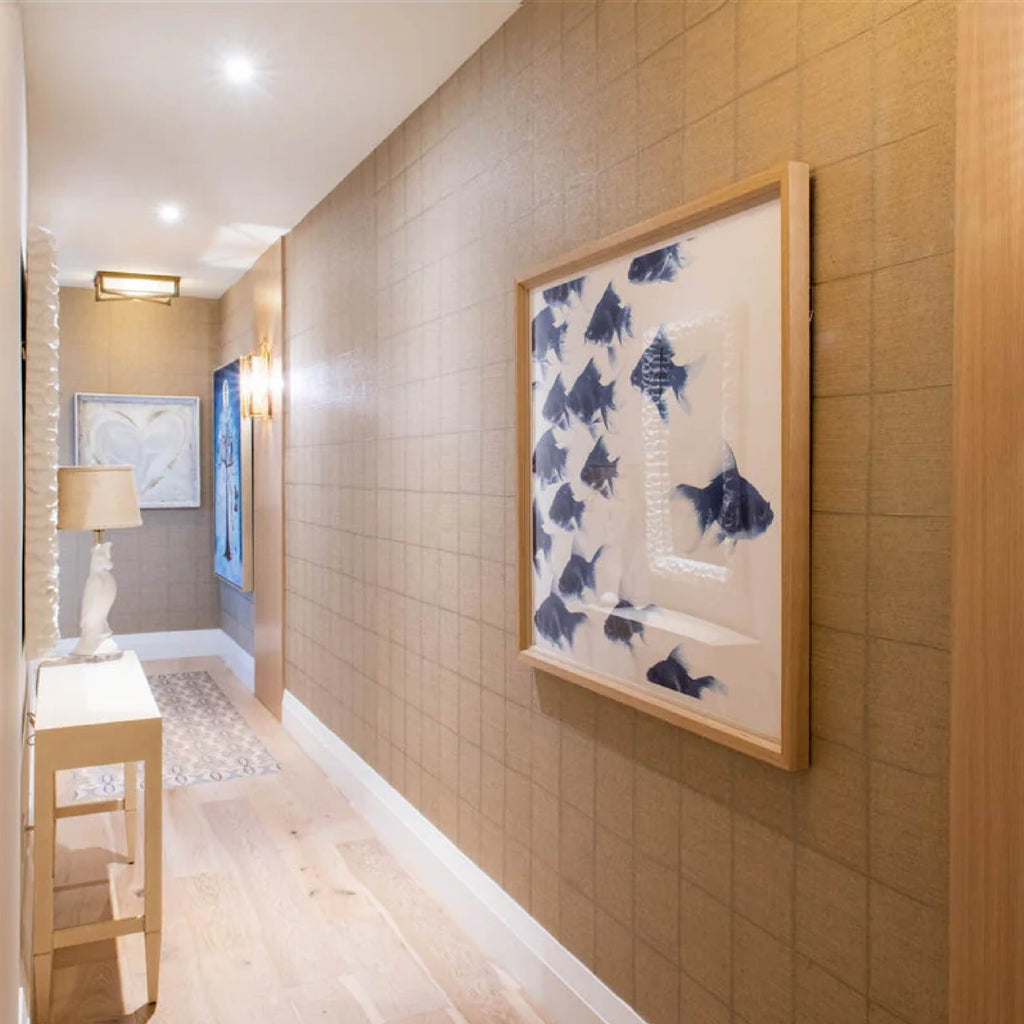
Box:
54, 629, 254, 691
214, 631, 255, 691
281, 691, 645, 1024
19, 986, 29, 1024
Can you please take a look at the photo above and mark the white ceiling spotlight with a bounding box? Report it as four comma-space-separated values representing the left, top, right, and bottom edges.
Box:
157, 203, 182, 225
223, 55, 255, 86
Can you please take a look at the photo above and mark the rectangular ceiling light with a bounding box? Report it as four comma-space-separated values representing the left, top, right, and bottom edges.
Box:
94, 271, 181, 304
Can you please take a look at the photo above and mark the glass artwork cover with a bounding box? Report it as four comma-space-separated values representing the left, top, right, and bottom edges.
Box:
518, 165, 809, 769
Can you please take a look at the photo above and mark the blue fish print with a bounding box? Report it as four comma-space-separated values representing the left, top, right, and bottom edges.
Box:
535, 591, 587, 649
549, 483, 585, 531
580, 436, 619, 498
603, 599, 655, 649
542, 374, 569, 429
566, 359, 616, 430
584, 283, 632, 349
558, 545, 603, 599
532, 306, 568, 363
673, 445, 774, 544
533, 498, 552, 571
533, 428, 568, 485
630, 328, 700, 419
543, 276, 585, 307
646, 646, 722, 699
628, 242, 689, 284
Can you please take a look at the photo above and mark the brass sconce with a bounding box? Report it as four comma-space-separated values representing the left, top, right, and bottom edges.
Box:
240, 340, 273, 419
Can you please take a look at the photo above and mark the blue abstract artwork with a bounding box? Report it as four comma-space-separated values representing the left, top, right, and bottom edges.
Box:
213, 359, 251, 591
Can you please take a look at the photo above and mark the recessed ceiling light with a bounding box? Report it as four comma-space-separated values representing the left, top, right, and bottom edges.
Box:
224, 55, 255, 85
157, 203, 182, 224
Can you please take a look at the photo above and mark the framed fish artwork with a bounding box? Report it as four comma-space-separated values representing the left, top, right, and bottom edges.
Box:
516, 163, 810, 769
213, 358, 253, 592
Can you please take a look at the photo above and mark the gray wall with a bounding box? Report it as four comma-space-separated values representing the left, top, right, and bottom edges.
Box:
58, 287, 221, 636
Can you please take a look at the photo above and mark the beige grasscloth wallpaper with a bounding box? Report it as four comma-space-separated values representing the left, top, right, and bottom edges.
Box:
280, 3, 954, 1022
57, 287, 221, 636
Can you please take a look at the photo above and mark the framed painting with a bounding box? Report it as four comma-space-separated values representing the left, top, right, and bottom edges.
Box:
74, 392, 201, 509
516, 163, 810, 769
213, 358, 253, 592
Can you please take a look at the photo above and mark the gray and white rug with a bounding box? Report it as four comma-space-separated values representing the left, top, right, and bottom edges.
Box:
71, 669, 281, 801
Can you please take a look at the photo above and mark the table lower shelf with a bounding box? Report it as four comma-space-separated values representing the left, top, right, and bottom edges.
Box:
53, 914, 146, 950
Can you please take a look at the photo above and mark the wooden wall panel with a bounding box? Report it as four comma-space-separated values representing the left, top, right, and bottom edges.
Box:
253, 242, 285, 718
950, 3, 1024, 1020
219, 241, 285, 718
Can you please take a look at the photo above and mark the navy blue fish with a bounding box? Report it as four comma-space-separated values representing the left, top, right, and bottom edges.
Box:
584, 283, 632, 349
672, 445, 774, 544
558, 545, 603, 599
580, 436, 619, 498
542, 374, 569, 429
533, 498, 552, 571
646, 646, 722, 699
566, 359, 616, 429
543, 276, 585, 307
603, 599, 655, 649
628, 242, 688, 284
630, 328, 700, 419
533, 428, 568, 485
532, 306, 568, 363
535, 592, 587, 649
549, 483, 585, 531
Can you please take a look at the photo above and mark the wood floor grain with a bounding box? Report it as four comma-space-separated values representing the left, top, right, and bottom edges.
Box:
48, 656, 549, 1024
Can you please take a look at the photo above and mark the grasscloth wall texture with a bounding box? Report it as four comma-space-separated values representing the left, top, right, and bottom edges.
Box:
58, 287, 221, 636
282, 3, 954, 1022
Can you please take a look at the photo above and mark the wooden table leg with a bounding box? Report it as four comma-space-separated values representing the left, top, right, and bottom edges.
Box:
33, 743, 55, 1024
143, 730, 162, 1004
124, 761, 137, 864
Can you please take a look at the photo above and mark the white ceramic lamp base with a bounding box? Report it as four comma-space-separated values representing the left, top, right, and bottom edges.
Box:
73, 538, 121, 658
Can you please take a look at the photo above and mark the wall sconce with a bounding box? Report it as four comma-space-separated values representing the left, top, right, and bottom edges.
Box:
240, 340, 273, 419
94, 271, 181, 305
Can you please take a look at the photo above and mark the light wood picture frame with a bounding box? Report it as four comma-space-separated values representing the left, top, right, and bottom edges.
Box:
516, 163, 809, 770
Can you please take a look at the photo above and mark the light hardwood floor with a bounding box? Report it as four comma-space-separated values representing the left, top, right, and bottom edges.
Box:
48, 656, 550, 1024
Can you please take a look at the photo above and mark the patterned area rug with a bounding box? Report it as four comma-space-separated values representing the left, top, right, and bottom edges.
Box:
70, 669, 281, 801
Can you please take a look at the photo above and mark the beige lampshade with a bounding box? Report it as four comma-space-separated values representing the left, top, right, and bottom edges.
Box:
57, 466, 143, 531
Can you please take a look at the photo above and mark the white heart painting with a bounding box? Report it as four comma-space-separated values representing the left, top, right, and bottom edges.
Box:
75, 393, 201, 508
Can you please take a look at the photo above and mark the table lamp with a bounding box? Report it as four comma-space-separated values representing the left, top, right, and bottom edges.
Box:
57, 465, 142, 658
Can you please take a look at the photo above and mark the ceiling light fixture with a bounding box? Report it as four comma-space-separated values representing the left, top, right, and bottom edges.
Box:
94, 271, 181, 305
157, 203, 182, 224
224, 55, 255, 85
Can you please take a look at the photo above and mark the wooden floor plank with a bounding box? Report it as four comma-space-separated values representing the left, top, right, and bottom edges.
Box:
200, 796, 347, 988
343, 838, 548, 1024
284, 977, 375, 1024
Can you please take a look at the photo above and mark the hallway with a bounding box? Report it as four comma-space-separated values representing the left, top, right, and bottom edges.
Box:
49, 658, 548, 1024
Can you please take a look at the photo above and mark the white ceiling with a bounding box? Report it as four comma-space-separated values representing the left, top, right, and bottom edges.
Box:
22, 0, 518, 297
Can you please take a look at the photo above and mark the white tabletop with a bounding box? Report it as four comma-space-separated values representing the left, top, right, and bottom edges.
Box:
35, 651, 161, 732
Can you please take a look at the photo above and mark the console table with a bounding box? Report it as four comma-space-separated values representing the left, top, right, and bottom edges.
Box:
33, 651, 162, 1023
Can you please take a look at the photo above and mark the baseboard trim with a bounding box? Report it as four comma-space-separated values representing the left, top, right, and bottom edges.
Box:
281, 691, 645, 1024
54, 629, 255, 691
19, 986, 29, 1024
214, 631, 255, 692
